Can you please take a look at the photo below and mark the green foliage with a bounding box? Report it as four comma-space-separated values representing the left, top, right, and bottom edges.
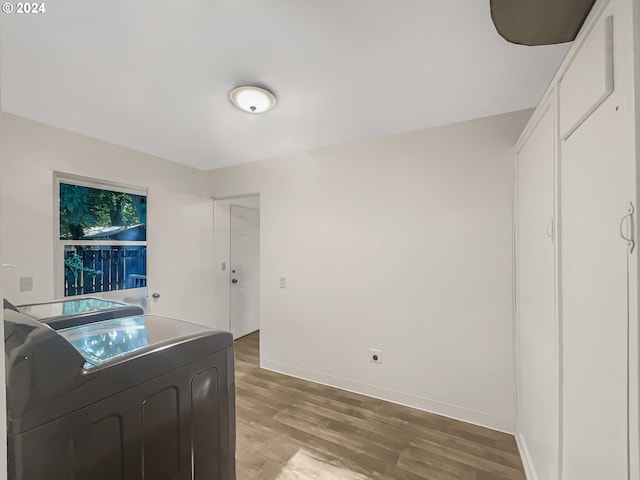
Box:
59, 184, 94, 239
64, 252, 98, 279
59, 183, 146, 240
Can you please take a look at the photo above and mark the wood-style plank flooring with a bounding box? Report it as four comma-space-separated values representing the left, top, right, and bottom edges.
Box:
235, 332, 525, 480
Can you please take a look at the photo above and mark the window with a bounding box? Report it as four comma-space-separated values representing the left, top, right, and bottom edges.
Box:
55, 174, 147, 298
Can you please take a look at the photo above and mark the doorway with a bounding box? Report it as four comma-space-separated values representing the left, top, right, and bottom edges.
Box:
213, 195, 260, 339
229, 204, 260, 338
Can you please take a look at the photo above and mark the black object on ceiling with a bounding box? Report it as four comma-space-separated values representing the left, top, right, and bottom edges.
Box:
491, 0, 597, 46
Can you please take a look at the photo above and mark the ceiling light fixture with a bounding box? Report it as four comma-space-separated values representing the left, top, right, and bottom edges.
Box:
229, 85, 277, 114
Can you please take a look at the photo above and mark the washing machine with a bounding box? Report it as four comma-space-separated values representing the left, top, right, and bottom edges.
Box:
16, 297, 144, 329
4, 305, 236, 480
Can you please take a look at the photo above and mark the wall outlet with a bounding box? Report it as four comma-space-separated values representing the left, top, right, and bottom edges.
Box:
369, 349, 382, 364
19, 276, 33, 292
279, 276, 287, 288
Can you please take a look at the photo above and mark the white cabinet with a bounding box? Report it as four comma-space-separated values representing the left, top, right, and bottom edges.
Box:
515, 0, 638, 478
559, 10, 632, 478
515, 97, 559, 480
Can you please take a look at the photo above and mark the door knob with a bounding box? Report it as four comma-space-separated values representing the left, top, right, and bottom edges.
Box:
152, 292, 160, 299
231, 279, 238, 284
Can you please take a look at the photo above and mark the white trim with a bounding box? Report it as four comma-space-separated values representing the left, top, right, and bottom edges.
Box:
517, 433, 538, 480
61, 240, 146, 247
516, 90, 556, 153
558, 15, 615, 141
260, 358, 515, 434
629, 0, 640, 477
55, 171, 147, 196
552, 86, 564, 480
211, 192, 261, 202
512, 143, 520, 440
53, 172, 148, 298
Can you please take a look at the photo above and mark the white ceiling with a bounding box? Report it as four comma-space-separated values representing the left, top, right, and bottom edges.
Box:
0, 0, 570, 170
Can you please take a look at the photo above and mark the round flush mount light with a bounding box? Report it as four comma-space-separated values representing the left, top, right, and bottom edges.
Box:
229, 85, 277, 114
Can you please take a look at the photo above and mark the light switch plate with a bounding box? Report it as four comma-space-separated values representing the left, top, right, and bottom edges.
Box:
279, 276, 286, 288
19, 276, 33, 292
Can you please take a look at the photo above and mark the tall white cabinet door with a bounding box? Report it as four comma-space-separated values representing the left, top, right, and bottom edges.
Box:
560, 11, 631, 480
516, 99, 559, 480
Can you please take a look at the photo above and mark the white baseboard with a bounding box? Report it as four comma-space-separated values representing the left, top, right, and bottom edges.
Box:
516, 433, 537, 480
260, 358, 514, 434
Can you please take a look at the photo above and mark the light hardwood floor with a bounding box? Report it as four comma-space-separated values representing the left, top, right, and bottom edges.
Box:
234, 332, 525, 480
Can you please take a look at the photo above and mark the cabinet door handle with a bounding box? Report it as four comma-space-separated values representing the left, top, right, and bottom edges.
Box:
546, 220, 554, 242
619, 202, 635, 254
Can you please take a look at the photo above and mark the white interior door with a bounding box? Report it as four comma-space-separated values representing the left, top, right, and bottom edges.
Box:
229, 205, 260, 339
146, 188, 215, 325
560, 13, 630, 478
516, 99, 559, 480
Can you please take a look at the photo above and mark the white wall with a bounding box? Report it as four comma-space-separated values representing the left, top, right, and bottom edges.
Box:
207, 110, 532, 432
0, 112, 215, 326
0, 110, 8, 480
212, 195, 260, 331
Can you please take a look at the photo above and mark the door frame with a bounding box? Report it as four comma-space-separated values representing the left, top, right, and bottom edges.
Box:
212, 195, 261, 337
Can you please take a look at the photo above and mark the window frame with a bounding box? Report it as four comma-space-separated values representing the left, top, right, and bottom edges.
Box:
53, 172, 148, 300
